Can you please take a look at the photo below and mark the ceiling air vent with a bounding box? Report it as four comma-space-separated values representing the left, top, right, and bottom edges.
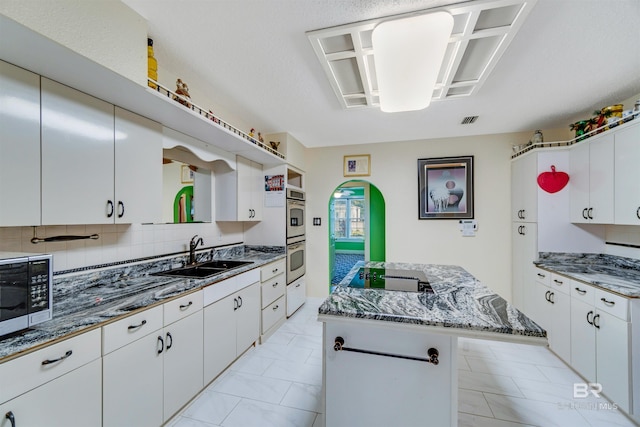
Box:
461, 116, 478, 124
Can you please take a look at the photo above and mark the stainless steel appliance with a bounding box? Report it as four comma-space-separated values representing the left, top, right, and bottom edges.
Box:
286, 236, 306, 284
0, 252, 53, 337
286, 188, 305, 239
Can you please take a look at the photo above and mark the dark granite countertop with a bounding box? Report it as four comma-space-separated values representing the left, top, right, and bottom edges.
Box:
534, 253, 640, 298
0, 245, 284, 363
319, 261, 546, 343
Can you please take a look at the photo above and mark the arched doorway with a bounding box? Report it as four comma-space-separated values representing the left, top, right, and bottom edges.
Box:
329, 180, 385, 288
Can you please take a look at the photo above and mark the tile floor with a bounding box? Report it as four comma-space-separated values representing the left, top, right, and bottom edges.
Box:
167, 297, 638, 427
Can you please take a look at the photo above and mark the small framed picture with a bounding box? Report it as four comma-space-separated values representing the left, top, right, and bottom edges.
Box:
343, 154, 371, 177
418, 156, 474, 220
181, 164, 195, 184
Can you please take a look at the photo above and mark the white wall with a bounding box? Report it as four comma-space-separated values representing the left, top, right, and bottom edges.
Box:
0, 0, 147, 86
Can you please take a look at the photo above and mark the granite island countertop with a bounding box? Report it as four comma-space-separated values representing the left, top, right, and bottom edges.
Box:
0, 245, 285, 362
534, 253, 640, 298
319, 261, 546, 344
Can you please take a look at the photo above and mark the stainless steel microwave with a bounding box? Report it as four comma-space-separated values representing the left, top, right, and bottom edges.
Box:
0, 252, 53, 337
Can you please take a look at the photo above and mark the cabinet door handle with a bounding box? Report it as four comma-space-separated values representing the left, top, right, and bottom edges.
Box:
574, 287, 587, 295
166, 332, 173, 351
237, 296, 243, 308
586, 310, 594, 325
600, 297, 615, 307
593, 314, 600, 329
521, 210, 526, 220
548, 292, 555, 304
127, 319, 147, 330
179, 301, 193, 310
582, 208, 588, 219
41, 350, 73, 366
587, 207, 593, 219
272, 282, 279, 288
544, 290, 550, 302
637, 206, 640, 220
521, 225, 526, 235
106, 200, 114, 218
233, 298, 239, 311
5, 411, 15, 427
117, 201, 125, 218
272, 305, 279, 311
157, 335, 164, 354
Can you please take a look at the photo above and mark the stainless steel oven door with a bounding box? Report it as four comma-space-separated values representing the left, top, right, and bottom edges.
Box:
286, 238, 305, 284
287, 199, 305, 238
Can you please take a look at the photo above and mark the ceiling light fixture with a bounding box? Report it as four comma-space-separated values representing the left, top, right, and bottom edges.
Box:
372, 12, 454, 113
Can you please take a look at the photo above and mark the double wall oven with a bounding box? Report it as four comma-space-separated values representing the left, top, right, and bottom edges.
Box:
286, 188, 306, 316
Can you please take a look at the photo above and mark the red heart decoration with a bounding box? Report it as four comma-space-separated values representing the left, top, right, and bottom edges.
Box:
537, 165, 569, 193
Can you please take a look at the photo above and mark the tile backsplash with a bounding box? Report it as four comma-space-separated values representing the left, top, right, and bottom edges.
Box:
0, 222, 243, 272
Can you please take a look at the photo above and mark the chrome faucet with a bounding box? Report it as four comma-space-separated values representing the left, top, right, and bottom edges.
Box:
189, 235, 204, 265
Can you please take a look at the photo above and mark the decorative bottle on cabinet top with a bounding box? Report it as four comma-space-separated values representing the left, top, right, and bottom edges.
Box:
147, 37, 158, 89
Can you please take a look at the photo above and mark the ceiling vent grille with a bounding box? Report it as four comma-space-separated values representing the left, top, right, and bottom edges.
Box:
461, 116, 479, 124
307, 0, 536, 110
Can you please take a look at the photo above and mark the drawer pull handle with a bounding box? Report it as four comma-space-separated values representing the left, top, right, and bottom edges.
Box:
273, 305, 279, 310
179, 301, 193, 310
574, 287, 587, 295
295, 283, 301, 288
272, 268, 279, 273
553, 279, 563, 285
42, 350, 72, 366
128, 319, 147, 330
5, 411, 15, 427
272, 282, 279, 288
334, 336, 440, 365
537, 273, 546, 278
600, 297, 615, 306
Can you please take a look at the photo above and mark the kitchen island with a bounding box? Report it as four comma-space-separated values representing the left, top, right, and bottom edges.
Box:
318, 261, 546, 427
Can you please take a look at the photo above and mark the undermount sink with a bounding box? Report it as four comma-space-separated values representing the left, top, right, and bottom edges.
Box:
153, 260, 253, 279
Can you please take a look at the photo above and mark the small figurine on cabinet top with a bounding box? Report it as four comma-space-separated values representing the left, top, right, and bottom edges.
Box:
173, 78, 192, 108
258, 132, 264, 143
249, 128, 255, 137
269, 140, 280, 151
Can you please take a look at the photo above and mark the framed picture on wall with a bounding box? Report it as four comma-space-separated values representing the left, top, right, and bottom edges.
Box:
343, 154, 371, 177
417, 156, 474, 219
181, 164, 195, 184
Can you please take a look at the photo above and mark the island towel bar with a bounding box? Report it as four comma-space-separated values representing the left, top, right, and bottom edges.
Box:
333, 336, 439, 365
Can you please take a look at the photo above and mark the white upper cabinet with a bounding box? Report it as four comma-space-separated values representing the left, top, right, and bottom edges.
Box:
114, 107, 162, 224
41, 78, 115, 225
40, 78, 162, 225
216, 155, 263, 221
0, 61, 41, 226
614, 123, 640, 225
511, 153, 538, 222
569, 133, 614, 224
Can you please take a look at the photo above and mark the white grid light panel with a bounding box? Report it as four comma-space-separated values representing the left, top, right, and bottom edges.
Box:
307, 0, 537, 109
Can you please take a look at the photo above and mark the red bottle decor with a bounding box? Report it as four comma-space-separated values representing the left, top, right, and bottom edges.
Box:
537, 165, 569, 193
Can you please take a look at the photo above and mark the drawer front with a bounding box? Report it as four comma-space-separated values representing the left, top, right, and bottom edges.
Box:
203, 276, 236, 306
0, 328, 101, 404
261, 273, 285, 309
570, 280, 595, 305
534, 268, 551, 286
262, 296, 285, 334
550, 273, 570, 295
164, 290, 203, 326
102, 305, 163, 355
286, 277, 306, 317
237, 268, 261, 291
261, 259, 286, 282
595, 289, 629, 321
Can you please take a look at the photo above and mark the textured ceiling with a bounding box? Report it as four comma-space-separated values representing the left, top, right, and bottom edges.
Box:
122, 0, 640, 148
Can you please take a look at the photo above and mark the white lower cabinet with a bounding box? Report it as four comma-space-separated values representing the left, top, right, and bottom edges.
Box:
0, 329, 102, 427
102, 292, 203, 426
570, 281, 631, 412
534, 271, 570, 362
203, 281, 260, 384
287, 275, 306, 317
260, 259, 286, 341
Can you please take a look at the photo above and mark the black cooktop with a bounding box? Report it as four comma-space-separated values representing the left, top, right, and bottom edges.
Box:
347, 268, 433, 293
